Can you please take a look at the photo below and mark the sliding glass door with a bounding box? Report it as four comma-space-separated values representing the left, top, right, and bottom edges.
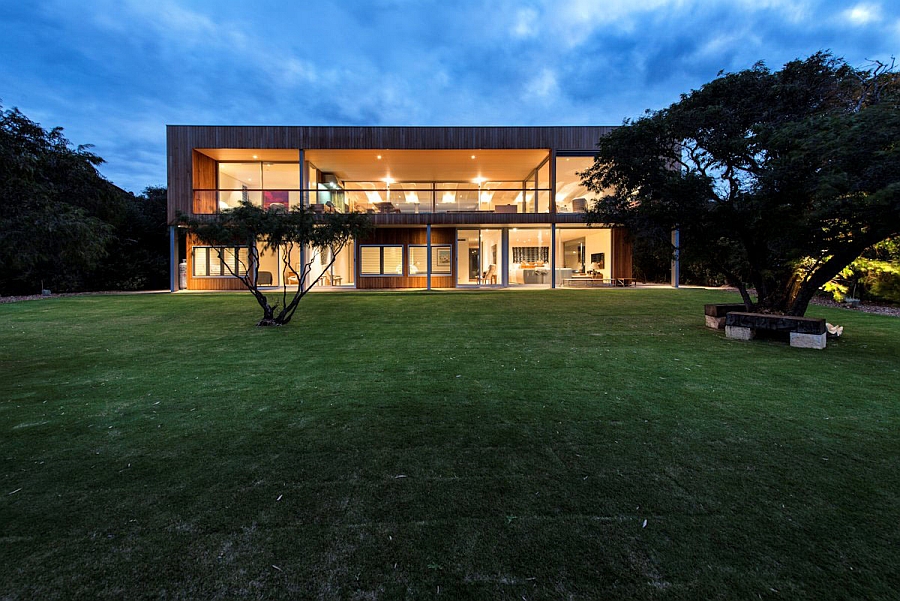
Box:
456, 228, 501, 287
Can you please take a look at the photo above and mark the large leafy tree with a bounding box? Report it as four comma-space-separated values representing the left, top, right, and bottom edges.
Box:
582, 53, 900, 315
181, 202, 371, 326
0, 104, 123, 294
91, 186, 170, 291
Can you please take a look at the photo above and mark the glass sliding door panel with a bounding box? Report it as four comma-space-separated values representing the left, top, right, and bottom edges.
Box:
456, 229, 479, 285
480, 229, 501, 285
508, 228, 551, 286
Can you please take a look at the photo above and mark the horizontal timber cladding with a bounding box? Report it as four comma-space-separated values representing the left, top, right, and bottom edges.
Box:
185, 233, 245, 291
356, 227, 456, 289
611, 227, 633, 280
166, 125, 613, 224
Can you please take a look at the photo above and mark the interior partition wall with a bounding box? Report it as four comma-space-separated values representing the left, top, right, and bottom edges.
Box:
356, 228, 456, 289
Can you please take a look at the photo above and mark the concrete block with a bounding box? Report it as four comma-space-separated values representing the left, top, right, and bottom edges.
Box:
706, 315, 726, 329
790, 332, 827, 349
725, 325, 755, 340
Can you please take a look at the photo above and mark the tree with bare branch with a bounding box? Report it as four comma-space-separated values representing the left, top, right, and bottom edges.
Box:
181, 202, 371, 325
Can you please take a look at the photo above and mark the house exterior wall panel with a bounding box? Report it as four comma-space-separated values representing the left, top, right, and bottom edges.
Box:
185, 233, 245, 291
167, 125, 611, 223
356, 227, 456, 289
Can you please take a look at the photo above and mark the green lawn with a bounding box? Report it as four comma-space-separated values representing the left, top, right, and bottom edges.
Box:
1, 289, 898, 599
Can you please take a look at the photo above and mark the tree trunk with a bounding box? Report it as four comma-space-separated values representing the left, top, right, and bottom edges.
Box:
256, 304, 279, 326
789, 239, 878, 316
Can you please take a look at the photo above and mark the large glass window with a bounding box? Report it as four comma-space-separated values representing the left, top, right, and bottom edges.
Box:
508, 228, 551, 286
360, 245, 403, 276
263, 163, 299, 189
555, 155, 596, 213
555, 226, 612, 285
192, 246, 249, 277
457, 229, 500, 286
256, 245, 281, 286
537, 159, 551, 213
216, 162, 300, 211
409, 245, 452, 275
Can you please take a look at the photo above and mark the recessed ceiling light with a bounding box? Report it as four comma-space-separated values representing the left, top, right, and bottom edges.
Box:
471, 155, 476, 159
252, 155, 258, 159
377, 155, 382, 160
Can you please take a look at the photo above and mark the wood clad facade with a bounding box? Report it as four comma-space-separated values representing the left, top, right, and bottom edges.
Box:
191, 151, 216, 215
610, 228, 633, 280
185, 234, 245, 291
356, 228, 457, 289
168, 124, 641, 292
167, 125, 611, 223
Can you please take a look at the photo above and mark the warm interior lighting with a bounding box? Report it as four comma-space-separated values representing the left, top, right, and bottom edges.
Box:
382, 176, 395, 184
471, 154, 476, 159
252, 155, 258, 159
442, 191, 455, 203
473, 177, 486, 185
377, 155, 382, 159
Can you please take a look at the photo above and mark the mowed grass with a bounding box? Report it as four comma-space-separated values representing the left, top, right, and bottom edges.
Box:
1, 289, 898, 600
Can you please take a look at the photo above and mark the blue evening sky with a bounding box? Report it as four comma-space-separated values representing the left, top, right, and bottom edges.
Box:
1, 0, 897, 192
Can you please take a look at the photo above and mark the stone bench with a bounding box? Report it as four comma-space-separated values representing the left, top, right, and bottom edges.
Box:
704, 303, 749, 329
725, 312, 827, 349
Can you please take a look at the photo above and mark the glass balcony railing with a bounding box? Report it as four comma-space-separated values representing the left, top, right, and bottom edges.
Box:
192, 187, 553, 215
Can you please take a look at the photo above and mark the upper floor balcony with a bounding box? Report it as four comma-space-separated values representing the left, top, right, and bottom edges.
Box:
191, 183, 570, 216
185, 150, 601, 220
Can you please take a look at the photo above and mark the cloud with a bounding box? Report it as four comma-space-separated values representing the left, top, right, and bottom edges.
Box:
512, 7, 539, 38
843, 3, 881, 25
1, 0, 896, 191
524, 68, 560, 102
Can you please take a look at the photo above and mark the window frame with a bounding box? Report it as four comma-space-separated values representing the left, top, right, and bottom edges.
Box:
408, 244, 452, 275
192, 245, 249, 278
359, 244, 404, 277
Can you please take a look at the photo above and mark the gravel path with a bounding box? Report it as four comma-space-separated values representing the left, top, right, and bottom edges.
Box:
810, 296, 900, 317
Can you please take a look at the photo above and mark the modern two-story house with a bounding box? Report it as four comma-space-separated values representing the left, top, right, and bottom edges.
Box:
166, 125, 632, 291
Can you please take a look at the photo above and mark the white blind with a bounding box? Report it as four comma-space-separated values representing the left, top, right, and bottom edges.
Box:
360, 247, 382, 275
409, 246, 427, 274
383, 247, 403, 275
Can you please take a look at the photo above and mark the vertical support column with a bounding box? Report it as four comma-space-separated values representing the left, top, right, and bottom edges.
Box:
169, 225, 177, 292
501, 228, 509, 287
299, 149, 307, 292
426, 223, 432, 291
300, 245, 307, 293
671, 228, 680, 288
298, 149, 306, 208
551, 223, 557, 289
549, 149, 557, 214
